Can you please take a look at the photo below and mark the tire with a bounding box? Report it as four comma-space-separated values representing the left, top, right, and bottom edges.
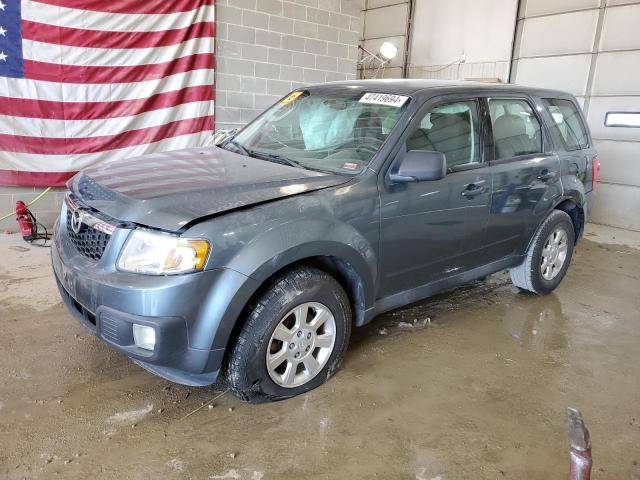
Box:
509, 210, 575, 294
225, 266, 351, 403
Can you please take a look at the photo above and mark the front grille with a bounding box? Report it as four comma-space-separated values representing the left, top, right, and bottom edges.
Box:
66, 209, 111, 261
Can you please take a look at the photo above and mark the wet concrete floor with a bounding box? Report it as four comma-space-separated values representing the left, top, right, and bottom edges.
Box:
1, 227, 639, 479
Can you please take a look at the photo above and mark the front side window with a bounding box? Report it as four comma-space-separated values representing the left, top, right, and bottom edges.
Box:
489, 99, 543, 160
406, 100, 481, 168
543, 98, 590, 150
228, 90, 409, 175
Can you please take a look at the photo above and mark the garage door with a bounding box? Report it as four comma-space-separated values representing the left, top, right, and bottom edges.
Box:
511, 0, 640, 231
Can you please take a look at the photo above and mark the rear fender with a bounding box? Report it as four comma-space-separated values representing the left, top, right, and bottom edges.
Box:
524, 194, 585, 253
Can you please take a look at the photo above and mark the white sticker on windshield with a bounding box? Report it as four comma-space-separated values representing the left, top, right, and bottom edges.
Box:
359, 92, 408, 107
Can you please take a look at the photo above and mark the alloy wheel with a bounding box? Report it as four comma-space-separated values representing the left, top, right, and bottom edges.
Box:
540, 227, 569, 281
266, 302, 336, 388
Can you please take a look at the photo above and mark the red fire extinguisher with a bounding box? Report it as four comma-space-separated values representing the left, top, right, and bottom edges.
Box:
15, 201, 37, 241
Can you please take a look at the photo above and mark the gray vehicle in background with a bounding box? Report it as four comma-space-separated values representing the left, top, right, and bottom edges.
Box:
52, 80, 599, 403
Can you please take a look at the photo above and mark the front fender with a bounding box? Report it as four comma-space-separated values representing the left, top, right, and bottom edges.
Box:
201, 221, 377, 353
226, 218, 377, 307
184, 188, 380, 352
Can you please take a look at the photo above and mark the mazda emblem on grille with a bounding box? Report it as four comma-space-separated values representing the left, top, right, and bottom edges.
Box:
71, 209, 84, 234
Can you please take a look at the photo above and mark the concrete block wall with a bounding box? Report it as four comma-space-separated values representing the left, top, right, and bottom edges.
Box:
214, 0, 364, 130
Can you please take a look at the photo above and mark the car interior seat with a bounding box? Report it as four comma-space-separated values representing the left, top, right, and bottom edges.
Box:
406, 112, 473, 167
493, 114, 538, 159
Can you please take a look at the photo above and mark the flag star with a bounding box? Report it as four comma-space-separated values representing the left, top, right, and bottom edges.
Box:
0, 51, 7, 62
0, 26, 6, 37
0, 1, 6, 11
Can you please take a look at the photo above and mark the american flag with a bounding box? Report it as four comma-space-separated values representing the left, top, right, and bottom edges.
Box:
0, 0, 215, 187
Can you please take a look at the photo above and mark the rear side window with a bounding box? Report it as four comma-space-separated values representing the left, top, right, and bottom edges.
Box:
489, 99, 543, 160
543, 98, 590, 150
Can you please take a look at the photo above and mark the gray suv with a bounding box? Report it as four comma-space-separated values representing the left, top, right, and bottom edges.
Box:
52, 80, 598, 403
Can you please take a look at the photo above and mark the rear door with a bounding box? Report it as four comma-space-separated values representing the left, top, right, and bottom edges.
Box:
378, 96, 492, 297
483, 95, 563, 261
539, 96, 596, 206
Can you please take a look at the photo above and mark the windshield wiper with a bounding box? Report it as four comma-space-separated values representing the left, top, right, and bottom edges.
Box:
225, 140, 250, 156
248, 150, 310, 170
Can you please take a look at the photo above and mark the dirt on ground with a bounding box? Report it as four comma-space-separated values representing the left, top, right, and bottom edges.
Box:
1, 230, 639, 479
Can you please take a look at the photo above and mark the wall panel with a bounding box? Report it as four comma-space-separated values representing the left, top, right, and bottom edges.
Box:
591, 51, 640, 95
587, 96, 640, 141
515, 54, 592, 95
523, 0, 599, 17
512, 0, 640, 230
599, 3, 640, 50
589, 182, 640, 229
518, 10, 598, 57
594, 140, 640, 186
408, 0, 518, 82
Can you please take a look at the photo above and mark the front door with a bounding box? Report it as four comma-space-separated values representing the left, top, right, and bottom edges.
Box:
379, 98, 491, 298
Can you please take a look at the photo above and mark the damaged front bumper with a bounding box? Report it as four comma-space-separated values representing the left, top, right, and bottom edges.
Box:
51, 203, 255, 386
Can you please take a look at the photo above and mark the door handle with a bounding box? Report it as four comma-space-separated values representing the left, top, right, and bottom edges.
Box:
537, 169, 556, 181
460, 184, 486, 197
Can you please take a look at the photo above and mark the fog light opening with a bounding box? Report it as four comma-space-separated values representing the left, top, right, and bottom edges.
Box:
133, 324, 156, 351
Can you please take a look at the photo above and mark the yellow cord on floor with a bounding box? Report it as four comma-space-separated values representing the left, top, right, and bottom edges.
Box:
0, 187, 52, 222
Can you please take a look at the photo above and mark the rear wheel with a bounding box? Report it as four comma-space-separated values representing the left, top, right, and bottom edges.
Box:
510, 210, 575, 294
225, 267, 351, 403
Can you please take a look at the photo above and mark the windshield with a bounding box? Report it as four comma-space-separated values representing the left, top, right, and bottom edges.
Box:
227, 90, 410, 175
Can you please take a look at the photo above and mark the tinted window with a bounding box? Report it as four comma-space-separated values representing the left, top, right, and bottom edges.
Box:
543, 98, 590, 150
489, 99, 543, 160
406, 100, 481, 168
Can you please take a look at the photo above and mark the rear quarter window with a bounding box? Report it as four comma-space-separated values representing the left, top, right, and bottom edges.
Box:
543, 98, 590, 151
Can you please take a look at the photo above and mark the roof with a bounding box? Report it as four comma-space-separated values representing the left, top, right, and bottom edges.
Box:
308, 79, 572, 98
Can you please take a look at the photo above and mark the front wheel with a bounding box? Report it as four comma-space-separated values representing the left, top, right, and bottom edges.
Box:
509, 210, 575, 294
225, 267, 351, 403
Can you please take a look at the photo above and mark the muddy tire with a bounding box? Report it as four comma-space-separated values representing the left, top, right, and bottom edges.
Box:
509, 210, 575, 294
225, 267, 351, 403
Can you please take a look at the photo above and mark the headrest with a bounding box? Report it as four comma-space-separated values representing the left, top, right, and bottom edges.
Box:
430, 112, 470, 133
493, 114, 527, 140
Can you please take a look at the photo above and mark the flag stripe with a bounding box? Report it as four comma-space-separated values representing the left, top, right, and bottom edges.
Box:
32, 0, 214, 15
22, 37, 214, 67
0, 100, 213, 137
22, 20, 214, 49
23, 53, 214, 83
2, 132, 213, 174
0, 68, 214, 101
0, 85, 213, 120
22, 2, 214, 33
0, 170, 76, 187
0, 115, 213, 154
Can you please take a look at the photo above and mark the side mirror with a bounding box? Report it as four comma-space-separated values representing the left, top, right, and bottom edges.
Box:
389, 150, 447, 183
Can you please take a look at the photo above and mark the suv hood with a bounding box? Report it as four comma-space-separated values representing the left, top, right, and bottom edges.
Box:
68, 147, 350, 231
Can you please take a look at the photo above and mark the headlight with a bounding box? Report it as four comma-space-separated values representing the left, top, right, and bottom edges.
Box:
117, 230, 210, 275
